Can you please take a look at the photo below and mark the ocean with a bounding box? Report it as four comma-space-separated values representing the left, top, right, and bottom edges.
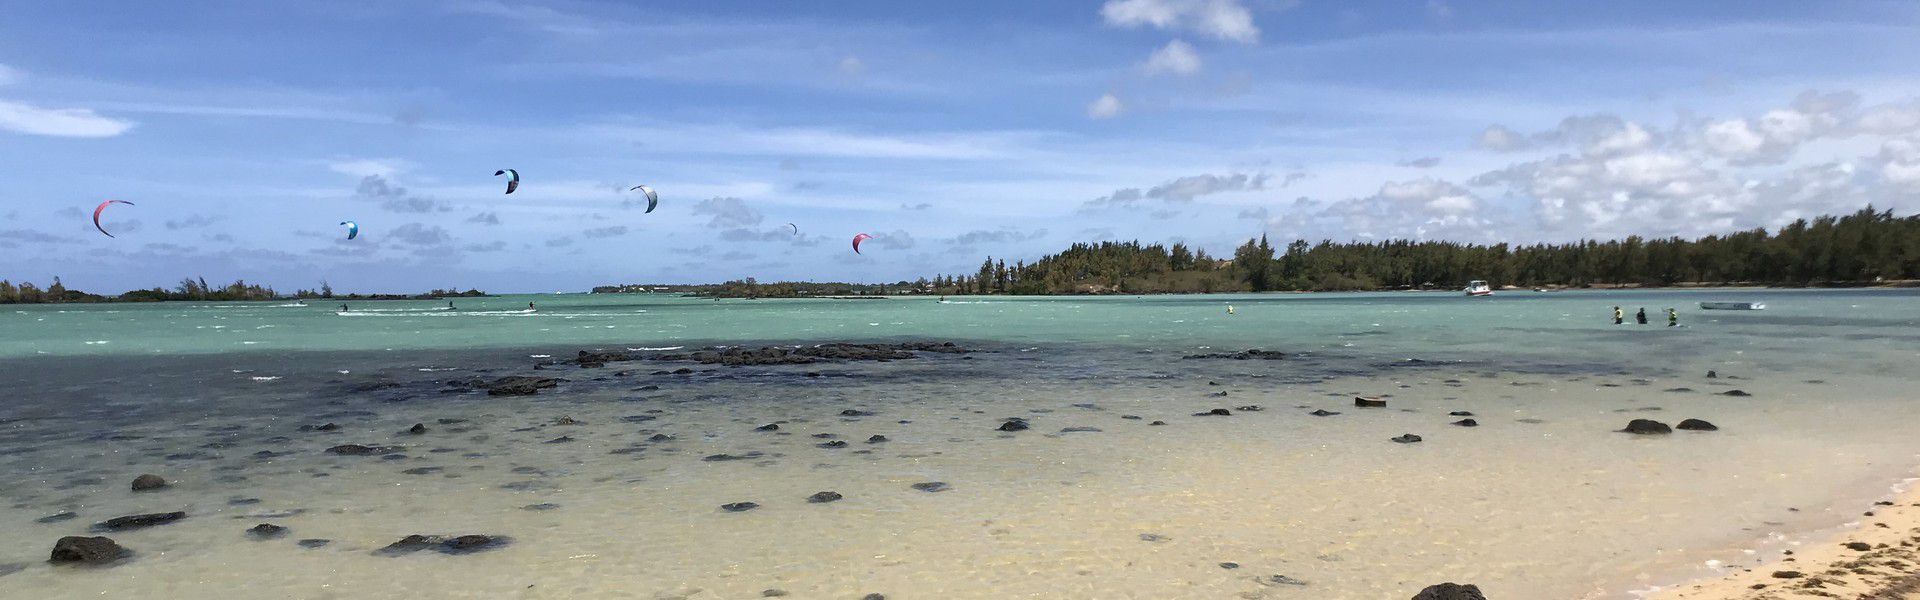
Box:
2, 288, 1917, 598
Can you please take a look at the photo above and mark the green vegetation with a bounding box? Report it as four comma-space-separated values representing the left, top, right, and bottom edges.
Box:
934, 206, 1920, 294
0, 277, 486, 304
596, 278, 933, 298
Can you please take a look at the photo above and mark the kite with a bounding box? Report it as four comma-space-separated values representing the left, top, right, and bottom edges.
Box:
92, 200, 133, 238
852, 232, 873, 254
629, 185, 658, 213
340, 220, 359, 240
495, 169, 520, 194
787, 223, 798, 235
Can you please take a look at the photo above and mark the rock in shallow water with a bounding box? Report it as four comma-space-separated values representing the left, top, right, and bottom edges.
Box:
808, 491, 844, 503
911, 482, 950, 493
36, 511, 77, 524
247, 523, 287, 539
866, 435, 889, 444
1676, 418, 1718, 431
721, 502, 760, 512
376, 534, 507, 556
50, 536, 126, 563
325, 444, 396, 456
1720, 389, 1751, 397
1194, 408, 1232, 416
996, 419, 1030, 432
1355, 397, 1387, 408
130, 474, 167, 492
1182, 349, 1286, 360
754, 424, 780, 432
1309, 409, 1340, 417
1450, 419, 1478, 427
96, 512, 186, 531
1411, 582, 1486, 600
1390, 434, 1423, 444
296, 539, 330, 549
1622, 419, 1672, 435
1448, 411, 1474, 416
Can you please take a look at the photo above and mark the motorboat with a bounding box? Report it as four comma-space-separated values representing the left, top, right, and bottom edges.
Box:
1699, 301, 1765, 310
1464, 280, 1493, 296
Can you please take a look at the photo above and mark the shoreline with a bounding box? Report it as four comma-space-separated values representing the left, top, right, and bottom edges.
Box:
1646, 471, 1920, 599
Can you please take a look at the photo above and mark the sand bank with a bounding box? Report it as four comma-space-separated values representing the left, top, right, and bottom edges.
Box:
1650, 477, 1920, 599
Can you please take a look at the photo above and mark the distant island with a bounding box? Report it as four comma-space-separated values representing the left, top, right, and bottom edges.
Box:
587, 206, 1920, 298
0, 277, 488, 304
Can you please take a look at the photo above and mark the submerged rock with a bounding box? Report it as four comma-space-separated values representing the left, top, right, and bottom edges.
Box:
702, 452, 765, 462
754, 424, 780, 432
96, 512, 186, 531
720, 502, 760, 512
130, 474, 167, 492
911, 482, 950, 493
405, 423, 427, 435
840, 409, 876, 417
247, 523, 288, 539
296, 539, 331, 549
1235, 405, 1263, 412
1390, 434, 1423, 444
376, 534, 507, 556
1450, 419, 1478, 427
36, 512, 77, 524
817, 441, 848, 449
1182, 349, 1286, 360
1448, 411, 1474, 416
1720, 389, 1751, 397
1411, 582, 1487, 600
996, 419, 1030, 432
1309, 409, 1340, 417
49, 536, 125, 563
1354, 397, 1387, 408
866, 435, 889, 444
651, 342, 968, 366
1676, 418, 1718, 431
1059, 427, 1102, 433
325, 444, 396, 456
807, 491, 844, 503
445, 376, 564, 396
1194, 408, 1232, 417
1622, 419, 1672, 435
299, 423, 342, 432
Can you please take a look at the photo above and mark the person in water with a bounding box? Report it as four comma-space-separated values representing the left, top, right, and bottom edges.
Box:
1667, 308, 1678, 327
1635, 307, 1648, 324
340, 304, 348, 312
1613, 306, 1624, 325
528, 302, 536, 310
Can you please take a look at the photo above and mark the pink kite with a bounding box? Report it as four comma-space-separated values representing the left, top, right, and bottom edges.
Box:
93, 200, 134, 238
852, 233, 873, 254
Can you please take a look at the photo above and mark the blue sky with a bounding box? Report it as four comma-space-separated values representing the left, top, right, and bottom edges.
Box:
5, 1, 1920, 293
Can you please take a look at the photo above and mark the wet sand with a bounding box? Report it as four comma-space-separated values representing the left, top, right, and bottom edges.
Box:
1649, 482, 1920, 599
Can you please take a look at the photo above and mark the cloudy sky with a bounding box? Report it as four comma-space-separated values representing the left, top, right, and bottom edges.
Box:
5, 1, 1920, 293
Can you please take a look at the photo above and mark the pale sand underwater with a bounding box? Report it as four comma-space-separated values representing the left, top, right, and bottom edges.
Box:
2, 290, 1919, 598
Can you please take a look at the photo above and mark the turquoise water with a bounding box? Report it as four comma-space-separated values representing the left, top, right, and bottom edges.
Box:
6, 289, 1917, 373
3, 288, 1919, 599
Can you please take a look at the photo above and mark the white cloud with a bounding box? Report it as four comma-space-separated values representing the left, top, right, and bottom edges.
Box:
1083, 172, 1269, 211
329, 158, 411, 179
0, 100, 134, 138
1100, 0, 1259, 43
1476, 124, 1529, 152
838, 56, 866, 76
1143, 39, 1202, 76
1088, 93, 1125, 119
692, 197, 764, 229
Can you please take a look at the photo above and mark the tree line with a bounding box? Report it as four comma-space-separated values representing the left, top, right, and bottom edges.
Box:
931, 206, 1920, 294
0, 277, 487, 304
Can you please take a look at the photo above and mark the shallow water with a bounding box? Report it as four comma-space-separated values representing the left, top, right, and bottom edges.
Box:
1, 289, 1917, 598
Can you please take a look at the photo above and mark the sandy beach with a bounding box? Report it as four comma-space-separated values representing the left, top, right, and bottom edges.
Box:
1650, 481, 1920, 600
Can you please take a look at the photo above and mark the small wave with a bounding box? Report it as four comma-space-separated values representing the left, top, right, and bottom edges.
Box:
529, 354, 552, 359
417, 367, 457, 372
627, 346, 683, 351
250, 376, 281, 382
85, 340, 110, 345
242, 341, 261, 345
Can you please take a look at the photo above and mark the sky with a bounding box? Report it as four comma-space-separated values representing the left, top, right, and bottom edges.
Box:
4, 0, 1920, 293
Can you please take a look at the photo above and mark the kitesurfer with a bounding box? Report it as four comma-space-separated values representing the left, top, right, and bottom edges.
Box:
1613, 306, 1623, 325
1667, 308, 1678, 327
1635, 308, 1648, 325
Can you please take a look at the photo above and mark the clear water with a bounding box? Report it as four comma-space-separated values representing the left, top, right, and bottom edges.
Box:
1, 289, 1917, 598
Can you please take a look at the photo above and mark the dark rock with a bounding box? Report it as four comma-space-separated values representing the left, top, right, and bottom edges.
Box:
444, 376, 564, 396
866, 435, 889, 443
1451, 419, 1478, 427
754, 424, 780, 432
1622, 419, 1672, 435
1720, 389, 1751, 397
1390, 434, 1423, 444
911, 482, 950, 493
1121, 415, 1142, 420
721, 502, 760, 512
228, 497, 261, 506
647, 434, 674, 442
544, 436, 575, 444
406, 423, 427, 435
763, 590, 788, 597
652, 342, 967, 367
621, 415, 657, 423
997, 419, 1030, 432
325, 444, 396, 456
1219, 562, 1240, 569
1771, 571, 1802, 579
299, 423, 341, 432
49, 536, 125, 563
1182, 349, 1286, 360
296, 539, 331, 549
36, 511, 77, 524
1138, 533, 1170, 543
810, 433, 838, 439
1411, 582, 1486, 600
130, 474, 167, 492
672, 368, 693, 374
817, 441, 848, 449
807, 491, 844, 503
247, 523, 288, 539
840, 409, 876, 417
1706, 370, 1718, 378
1059, 427, 1102, 433
1845, 541, 1872, 551
1208, 391, 1229, 397
1235, 405, 1263, 412
1260, 575, 1309, 587
1309, 409, 1340, 417
436, 418, 467, 425
863, 595, 886, 600
522, 503, 561, 511
377, 534, 507, 556
1355, 397, 1387, 408
1676, 418, 1718, 431
96, 511, 186, 531
1448, 411, 1474, 416
1149, 420, 1167, 426
401, 467, 442, 475
1194, 408, 1231, 417
703, 452, 765, 462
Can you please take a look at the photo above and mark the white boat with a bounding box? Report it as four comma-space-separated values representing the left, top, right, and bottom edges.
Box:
1464, 280, 1493, 296
1699, 301, 1765, 310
